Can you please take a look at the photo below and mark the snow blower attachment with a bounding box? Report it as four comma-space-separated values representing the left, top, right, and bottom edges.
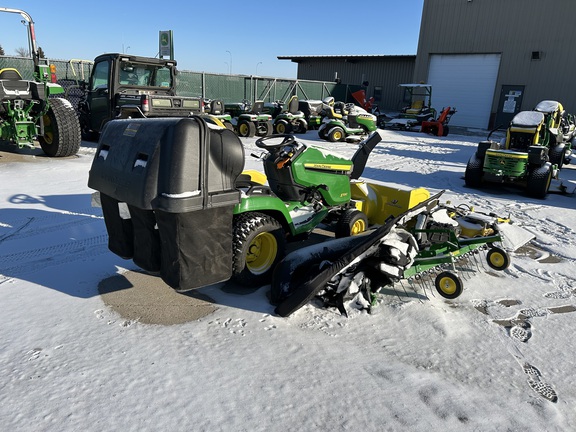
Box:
88, 116, 245, 291
272, 191, 514, 317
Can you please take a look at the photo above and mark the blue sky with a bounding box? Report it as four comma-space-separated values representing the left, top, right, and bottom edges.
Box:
1, 1, 424, 78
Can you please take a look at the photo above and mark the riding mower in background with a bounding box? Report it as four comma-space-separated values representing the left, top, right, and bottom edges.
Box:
202, 99, 235, 131
464, 110, 566, 199
298, 99, 328, 130
224, 99, 273, 137
0, 7, 81, 157
273, 95, 308, 134
534, 100, 573, 166
318, 101, 378, 142
384, 84, 436, 131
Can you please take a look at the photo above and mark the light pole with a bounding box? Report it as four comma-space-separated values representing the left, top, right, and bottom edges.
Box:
256, 62, 262, 75
224, 62, 229, 74
122, 44, 130, 53
226, 50, 232, 74
21, 20, 30, 57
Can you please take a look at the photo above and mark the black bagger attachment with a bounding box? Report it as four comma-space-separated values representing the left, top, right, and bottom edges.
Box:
88, 116, 245, 291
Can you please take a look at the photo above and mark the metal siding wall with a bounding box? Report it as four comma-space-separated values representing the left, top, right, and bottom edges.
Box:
295, 57, 415, 110
415, 0, 576, 116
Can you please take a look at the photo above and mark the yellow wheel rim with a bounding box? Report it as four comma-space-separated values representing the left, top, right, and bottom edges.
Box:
438, 276, 457, 295
42, 114, 54, 144
276, 123, 285, 134
239, 123, 248, 136
489, 251, 505, 268
333, 130, 342, 141
246, 232, 278, 274
351, 219, 366, 235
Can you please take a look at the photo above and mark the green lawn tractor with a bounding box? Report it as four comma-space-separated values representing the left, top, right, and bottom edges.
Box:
202, 99, 235, 131
534, 100, 573, 166
298, 99, 328, 130
0, 7, 81, 157
231, 131, 390, 286
318, 102, 378, 142
273, 95, 308, 134
465, 110, 561, 199
224, 100, 273, 137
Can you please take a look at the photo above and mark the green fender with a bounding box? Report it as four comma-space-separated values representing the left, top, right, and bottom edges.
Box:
234, 194, 329, 237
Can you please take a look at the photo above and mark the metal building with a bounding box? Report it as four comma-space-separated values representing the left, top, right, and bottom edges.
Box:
277, 55, 416, 111
415, 0, 576, 129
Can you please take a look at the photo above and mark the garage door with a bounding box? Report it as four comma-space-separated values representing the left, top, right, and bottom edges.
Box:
427, 54, 501, 129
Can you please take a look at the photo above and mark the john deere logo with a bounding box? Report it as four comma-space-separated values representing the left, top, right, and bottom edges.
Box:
500, 159, 506, 165
161, 33, 169, 46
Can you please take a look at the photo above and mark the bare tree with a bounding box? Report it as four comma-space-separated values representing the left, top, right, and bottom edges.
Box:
38, 47, 45, 58
15, 47, 30, 57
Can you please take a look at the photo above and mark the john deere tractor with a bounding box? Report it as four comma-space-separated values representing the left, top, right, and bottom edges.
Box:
465, 110, 561, 199
0, 7, 81, 157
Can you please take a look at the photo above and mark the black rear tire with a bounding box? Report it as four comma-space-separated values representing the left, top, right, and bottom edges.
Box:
527, 163, 552, 199
232, 212, 286, 287
549, 144, 566, 169
38, 98, 81, 157
464, 154, 484, 187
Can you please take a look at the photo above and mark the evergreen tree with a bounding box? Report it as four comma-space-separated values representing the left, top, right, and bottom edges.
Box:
38, 47, 45, 58
0, 45, 4, 56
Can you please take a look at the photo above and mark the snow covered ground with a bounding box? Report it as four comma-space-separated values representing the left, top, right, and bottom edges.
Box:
1, 128, 575, 431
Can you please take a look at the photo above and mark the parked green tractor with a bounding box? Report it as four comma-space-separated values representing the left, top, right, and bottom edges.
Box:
0, 8, 81, 157
223, 100, 273, 137
273, 95, 307, 134
465, 110, 561, 198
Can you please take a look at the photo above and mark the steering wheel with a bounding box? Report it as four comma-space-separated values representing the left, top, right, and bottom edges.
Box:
255, 134, 296, 150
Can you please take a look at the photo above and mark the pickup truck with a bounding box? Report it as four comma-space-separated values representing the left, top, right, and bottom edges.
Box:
77, 53, 203, 140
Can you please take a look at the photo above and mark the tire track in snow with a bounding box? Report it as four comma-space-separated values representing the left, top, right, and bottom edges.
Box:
0, 235, 110, 283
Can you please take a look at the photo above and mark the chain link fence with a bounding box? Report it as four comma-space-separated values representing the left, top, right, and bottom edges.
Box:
1, 55, 361, 110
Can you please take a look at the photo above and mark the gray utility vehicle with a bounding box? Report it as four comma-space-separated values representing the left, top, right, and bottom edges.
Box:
77, 53, 203, 140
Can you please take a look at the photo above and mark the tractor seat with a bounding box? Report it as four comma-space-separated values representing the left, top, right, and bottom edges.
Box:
405, 99, 424, 115
0, 68, 23, 81
210, 100, 224, 115
534, 100, 560, 115
0, 68, 32, 99
251, 101, 264, 114
510, 111, 545, 129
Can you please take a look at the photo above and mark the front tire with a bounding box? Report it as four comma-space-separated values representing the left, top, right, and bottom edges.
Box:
335, 209, 368, 238
295, 119, 308, 134
327, 126, 345, 142
274, 119, 292, 134
232, 212, 286, 286
237, 120, 256, 137
38, 98, 81, 157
